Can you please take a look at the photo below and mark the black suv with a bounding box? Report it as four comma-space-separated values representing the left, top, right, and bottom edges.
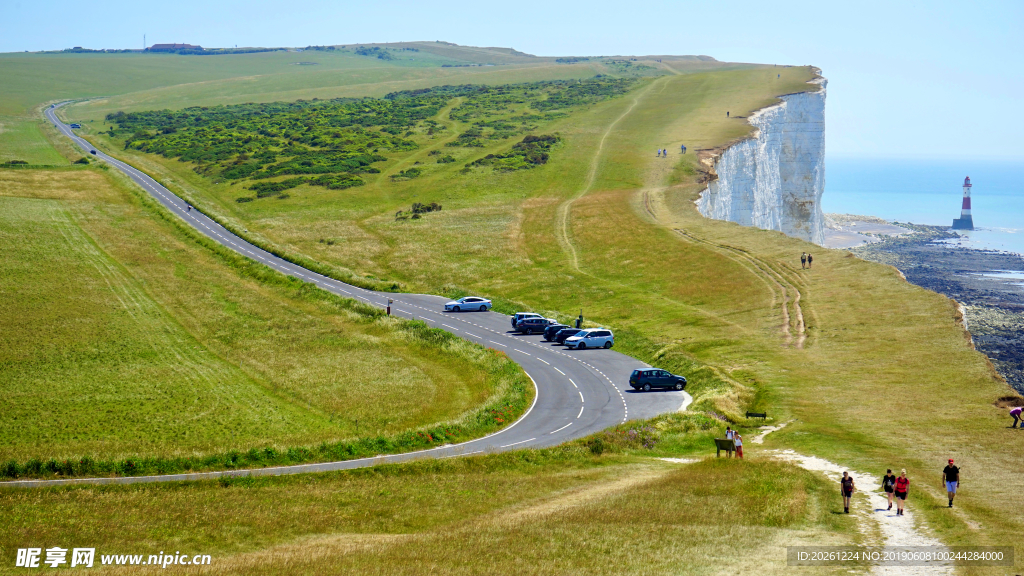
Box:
553, 327, 582, 344
543, 323, 569, 341
515, 317, 554, 334
629, 369, 687, 391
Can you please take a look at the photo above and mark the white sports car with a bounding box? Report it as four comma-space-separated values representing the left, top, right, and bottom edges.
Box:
443, 297, 492, 312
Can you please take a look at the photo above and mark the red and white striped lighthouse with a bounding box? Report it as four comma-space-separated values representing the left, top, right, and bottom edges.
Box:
951, 176, 974, 230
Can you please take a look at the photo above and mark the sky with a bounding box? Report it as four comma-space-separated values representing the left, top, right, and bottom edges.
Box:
2, 0, 1022, 161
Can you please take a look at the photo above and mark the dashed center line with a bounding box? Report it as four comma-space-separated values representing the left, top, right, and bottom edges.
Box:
550, 422, 573, 434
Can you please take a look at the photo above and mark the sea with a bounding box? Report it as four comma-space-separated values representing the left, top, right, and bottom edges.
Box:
823, 157, 1024, 256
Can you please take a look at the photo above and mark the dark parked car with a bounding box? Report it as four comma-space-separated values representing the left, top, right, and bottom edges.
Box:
629, 369, 687, 391
553, 327, 582, 344
90, 150, 97, 155
542, 323, 569, 341
511, 312, 542, 328
514, 317, 554, 334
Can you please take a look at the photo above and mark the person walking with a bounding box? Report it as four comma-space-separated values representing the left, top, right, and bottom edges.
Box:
882, 469, 897, 510
726, 111, 730, 117
725, 426, 734, 440
800, 252, 807, 269
733, 432, 743, 459
894, 469, 910, 515
942, 459, 960, 507
656, 149, 661, 157
1010, 406, 1023, 428
681, 144, 687, 154
187, 204, 192, 213
807, 253, 813, 269
840, 472, 855, 513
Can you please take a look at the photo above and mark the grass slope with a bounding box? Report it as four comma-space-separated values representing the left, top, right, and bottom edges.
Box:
0, 453, 851, 576
0, 168, 529, 466
80, 59, 1024, 551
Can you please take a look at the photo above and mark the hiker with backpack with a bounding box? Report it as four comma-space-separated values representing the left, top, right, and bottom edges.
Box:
894, 470, 910, 516
882, 469, 897, 510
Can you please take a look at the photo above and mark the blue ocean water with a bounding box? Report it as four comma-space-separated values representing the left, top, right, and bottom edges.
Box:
823, 158, 1024, 255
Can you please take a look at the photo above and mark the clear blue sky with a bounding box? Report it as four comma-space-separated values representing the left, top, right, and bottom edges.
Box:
3, 0, 1021, 160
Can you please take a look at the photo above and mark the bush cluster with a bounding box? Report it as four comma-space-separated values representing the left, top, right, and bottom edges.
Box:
468, 134, 559, 172
395, 202, 442, 221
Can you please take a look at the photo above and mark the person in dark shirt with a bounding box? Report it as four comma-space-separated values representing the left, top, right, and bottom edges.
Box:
840, 471, 855, 513
942, 459, 960, 507
807, 253, 813, 268
882, 469, 897, 511
894, 470, 910, 516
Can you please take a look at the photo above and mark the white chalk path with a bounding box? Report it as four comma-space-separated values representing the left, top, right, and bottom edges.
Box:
772, 449, 953, 576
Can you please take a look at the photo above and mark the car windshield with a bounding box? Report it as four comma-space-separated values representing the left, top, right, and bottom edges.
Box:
574, 331, 589, 337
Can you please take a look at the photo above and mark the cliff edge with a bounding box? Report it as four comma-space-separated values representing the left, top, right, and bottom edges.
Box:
696, 73, 827, 245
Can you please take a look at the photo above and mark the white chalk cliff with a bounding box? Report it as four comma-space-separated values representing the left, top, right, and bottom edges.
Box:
696, 75, 826, 245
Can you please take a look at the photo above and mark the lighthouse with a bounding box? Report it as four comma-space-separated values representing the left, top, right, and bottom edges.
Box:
951, 176, 974, 230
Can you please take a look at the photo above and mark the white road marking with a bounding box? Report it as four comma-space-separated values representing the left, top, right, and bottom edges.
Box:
550, 422, 572, 434
499, 438, 536, 448
568, 378, 578, 388
577, 405, 585, 419
554, 367, 565, 375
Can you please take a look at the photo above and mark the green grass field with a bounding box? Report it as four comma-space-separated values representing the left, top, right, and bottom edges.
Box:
0, 451, 852, 575
0, 168, 530, 467
0, 116, 68, 165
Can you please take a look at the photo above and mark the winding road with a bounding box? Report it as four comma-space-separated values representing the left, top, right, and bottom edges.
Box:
8, 104, 692, 488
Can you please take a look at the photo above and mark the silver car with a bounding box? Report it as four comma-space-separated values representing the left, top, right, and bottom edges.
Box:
564, 329, 614, 350
444, 297, 492, 312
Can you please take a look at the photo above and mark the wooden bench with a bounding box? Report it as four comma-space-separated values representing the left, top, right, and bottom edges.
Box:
746, 411, 767, 420
714, 438, 736, 457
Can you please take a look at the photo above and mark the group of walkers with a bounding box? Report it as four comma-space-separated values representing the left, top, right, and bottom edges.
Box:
800, 252, 813, 269
655, 145, 688, 157
725, 427, 743, 458
840, 459, 961, 515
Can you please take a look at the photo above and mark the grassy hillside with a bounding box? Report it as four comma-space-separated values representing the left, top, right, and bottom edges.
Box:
73, 58, 1024, 552
0, 452, 852, 575
0, 168, 531, 467
3, 43, 1022, 567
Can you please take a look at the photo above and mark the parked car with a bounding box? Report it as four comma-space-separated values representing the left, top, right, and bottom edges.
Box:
542, 323, 569, 341
564, 329, 614, 350
629, 368, 687, 391
90, 150, 97, 155
553, 327, 583, 345
511, 312, 543, 328
444, 296, 491, 312
514, 317, 555, 335
70, 123, 81, 129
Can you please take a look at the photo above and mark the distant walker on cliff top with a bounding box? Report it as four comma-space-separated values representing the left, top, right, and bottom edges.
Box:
951, 176, 974, 230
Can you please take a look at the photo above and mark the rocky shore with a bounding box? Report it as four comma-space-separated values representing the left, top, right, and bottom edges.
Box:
838, 217, 1024, 394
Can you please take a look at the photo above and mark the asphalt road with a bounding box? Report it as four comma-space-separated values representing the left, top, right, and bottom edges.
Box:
10, 104, 693, 488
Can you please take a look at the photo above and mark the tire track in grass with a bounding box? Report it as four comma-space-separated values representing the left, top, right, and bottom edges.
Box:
556, 80, 660, 273
674, 229, 809, 348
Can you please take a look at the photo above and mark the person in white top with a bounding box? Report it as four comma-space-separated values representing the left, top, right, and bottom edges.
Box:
733, 432, 743, 459
725, 427, 734, 440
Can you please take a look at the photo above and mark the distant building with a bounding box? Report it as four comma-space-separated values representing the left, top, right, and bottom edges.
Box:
951, 176, 974, 230
147, 43, 203, 52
